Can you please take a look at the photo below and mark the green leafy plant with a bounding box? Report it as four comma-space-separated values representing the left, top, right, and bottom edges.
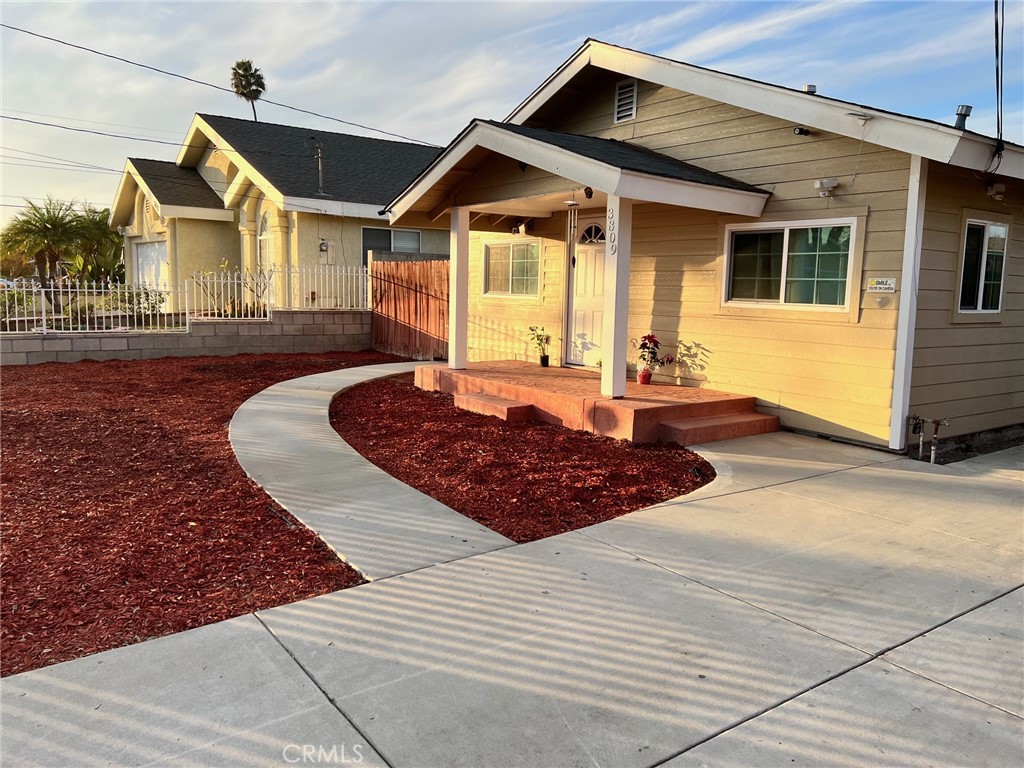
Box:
528, 325, 549, 355
104, 284, 167, 320
63, 298, 97, 329
636, 333, 674, 370
1, 287, 31, 331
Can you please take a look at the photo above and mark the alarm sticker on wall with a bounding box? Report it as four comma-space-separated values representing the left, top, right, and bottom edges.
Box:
867, 278, 897, 293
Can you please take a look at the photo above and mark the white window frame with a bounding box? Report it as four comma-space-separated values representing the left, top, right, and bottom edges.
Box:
483, 238, 541, 298
613, 78, 638, 124
257, 212, 273, 271
723, 217, 858, 312
955, 216, 1009, 315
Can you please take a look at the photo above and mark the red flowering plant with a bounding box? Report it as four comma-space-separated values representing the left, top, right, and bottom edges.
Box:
637, 333, 674, 370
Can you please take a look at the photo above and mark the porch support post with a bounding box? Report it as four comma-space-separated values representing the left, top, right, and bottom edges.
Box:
601, 195, 633, 398
449, 206, 469, 369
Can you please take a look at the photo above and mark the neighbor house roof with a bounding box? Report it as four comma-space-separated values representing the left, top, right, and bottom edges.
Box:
386, 119, 770, 223
109, 158, 235, 227
128, 159, 225, 209
507, 39, 1023, 179
175, 114, 442, 218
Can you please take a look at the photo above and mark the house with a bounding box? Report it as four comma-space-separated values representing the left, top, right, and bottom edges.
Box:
385, 39, 1023, 451
110, 114, 448, 288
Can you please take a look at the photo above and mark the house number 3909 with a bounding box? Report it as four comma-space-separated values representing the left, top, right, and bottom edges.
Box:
607, 207, 617, 257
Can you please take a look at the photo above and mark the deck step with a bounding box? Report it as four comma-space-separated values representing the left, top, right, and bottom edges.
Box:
660, 412, 780, 446
454, 393, 535, 422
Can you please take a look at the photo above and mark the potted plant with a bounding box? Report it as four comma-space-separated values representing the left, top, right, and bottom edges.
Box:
528, 326, 550, 367
636, 333, 674, 384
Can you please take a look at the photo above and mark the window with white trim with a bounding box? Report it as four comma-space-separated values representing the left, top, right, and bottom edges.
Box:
484, 240, 540, 296
257, 213, 273, 271
958, 220, 1008, 312
726, 220, 853, 308
361, 227, 420, 265
614, 79, 638, 123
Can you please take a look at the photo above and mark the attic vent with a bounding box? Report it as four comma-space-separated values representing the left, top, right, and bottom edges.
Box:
614, 79, 638, 123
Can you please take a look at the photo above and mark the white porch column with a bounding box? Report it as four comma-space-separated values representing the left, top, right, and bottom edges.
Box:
449, 207, 470, 369
601, 196, 633, 398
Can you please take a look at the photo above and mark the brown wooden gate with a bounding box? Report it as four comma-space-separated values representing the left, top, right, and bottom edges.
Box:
370, 257, 449, 360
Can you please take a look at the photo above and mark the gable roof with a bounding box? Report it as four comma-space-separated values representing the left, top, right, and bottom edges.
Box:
109, 158, 235, 227
128, 158, 225, 209
482, 121, 764, 194
386, 119, 769, 222
508, 39, 1023, 179
177, 114, 442, 211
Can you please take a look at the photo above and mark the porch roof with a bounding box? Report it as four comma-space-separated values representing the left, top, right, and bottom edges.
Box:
384, 120, 770, 224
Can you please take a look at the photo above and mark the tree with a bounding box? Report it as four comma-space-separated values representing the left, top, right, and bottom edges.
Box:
73, 205, 124, 282
0, 198, 81, 291
230, 59, 266, 122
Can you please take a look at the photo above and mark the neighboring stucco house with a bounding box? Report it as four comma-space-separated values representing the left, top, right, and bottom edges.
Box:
110, 114, 447, 288
386, 39, 1023, 452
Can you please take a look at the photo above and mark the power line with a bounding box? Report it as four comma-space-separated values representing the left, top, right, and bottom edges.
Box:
0, 108, 182, 138
0, 23, 439, 147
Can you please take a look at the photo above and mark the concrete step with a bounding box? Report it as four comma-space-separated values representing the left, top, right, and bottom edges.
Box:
453, 393, 535, 422
660, 412, 780, 446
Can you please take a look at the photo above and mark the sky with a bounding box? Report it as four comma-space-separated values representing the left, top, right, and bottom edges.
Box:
1, 0, 1021, 229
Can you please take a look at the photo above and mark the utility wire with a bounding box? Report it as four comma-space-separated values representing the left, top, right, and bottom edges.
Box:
0, 23, 439, 146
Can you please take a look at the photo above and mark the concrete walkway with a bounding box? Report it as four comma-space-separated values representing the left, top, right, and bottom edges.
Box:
2, 364, 1022, 767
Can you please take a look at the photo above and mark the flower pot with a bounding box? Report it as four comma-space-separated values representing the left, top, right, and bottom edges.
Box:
539, 355, 550, 367
636, 366, 653, 385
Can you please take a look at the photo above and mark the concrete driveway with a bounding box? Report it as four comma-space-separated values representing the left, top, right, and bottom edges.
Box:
1, 366, 1021, 767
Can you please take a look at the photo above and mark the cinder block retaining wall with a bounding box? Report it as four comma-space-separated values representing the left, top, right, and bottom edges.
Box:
0, 311, 371, 366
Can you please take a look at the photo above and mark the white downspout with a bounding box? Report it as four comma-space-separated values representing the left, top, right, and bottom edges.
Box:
889, 155, 928, 450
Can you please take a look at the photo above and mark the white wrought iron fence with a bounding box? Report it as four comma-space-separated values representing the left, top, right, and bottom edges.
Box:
273, 265, 369, 310
1, 279, 188, 334
1, 266, 370, 334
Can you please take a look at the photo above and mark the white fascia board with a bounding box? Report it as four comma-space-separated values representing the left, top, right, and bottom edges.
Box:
386, 122, 483, 221
125, 161, 163, 219
615, 171, 767, 216
282, 197, 389, 220
180, 115, 286, 204
158, 205, 235, 222
109, 163, 139, 226
175, 116, 210, 167
474, 129, 623, 191
505, 43, 593, 124
224, 174, 252, 209
510, 41, 1018, 177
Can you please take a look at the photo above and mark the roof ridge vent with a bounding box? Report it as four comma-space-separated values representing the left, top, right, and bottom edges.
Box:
802, 84, 818, 95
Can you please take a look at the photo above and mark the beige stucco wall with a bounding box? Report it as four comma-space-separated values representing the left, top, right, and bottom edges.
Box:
456, 72, 917, 445
909, 163, 1023, 438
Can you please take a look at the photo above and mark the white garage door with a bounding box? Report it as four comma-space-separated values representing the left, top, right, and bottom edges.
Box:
134, 241, 169, 285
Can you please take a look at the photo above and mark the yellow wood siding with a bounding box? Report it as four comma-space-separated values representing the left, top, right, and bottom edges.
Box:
467, 217, 565, 364
524, 74, 913, 445
911, 162, 1023, 437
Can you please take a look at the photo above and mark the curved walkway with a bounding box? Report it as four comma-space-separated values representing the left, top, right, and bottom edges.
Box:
228, 361, 512, 579
3, 363, 1021, 768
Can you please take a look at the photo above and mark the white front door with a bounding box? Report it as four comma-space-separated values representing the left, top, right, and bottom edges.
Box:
566, 222, 606, 366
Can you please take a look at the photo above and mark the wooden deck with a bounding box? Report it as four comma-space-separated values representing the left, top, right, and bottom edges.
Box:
415, 361, 779, 445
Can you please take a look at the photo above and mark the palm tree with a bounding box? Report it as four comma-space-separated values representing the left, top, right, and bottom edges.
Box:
0, 197, 82, 296
230, 59, 266, 122
74, 205, 124, 283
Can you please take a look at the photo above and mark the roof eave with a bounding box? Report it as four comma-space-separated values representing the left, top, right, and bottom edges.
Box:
109, 160, 139, 227
387, 121, 768, 223
508, 40, 1021, 179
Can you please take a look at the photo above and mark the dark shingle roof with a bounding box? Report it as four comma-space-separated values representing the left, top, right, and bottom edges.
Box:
196, 114, 442, 204
479, 120, 765, 194
129, 158, 225, 209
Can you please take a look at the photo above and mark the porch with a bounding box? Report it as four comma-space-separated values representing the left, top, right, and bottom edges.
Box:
415, 360, 779, 446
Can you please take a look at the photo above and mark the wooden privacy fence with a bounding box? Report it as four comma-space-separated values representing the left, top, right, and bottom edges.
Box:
370, 257, 449, 360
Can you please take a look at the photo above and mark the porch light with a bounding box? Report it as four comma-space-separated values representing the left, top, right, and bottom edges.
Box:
814, 178, 839, 197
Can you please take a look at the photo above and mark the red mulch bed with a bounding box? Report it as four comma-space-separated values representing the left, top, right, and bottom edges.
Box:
0, 351, 402, 677
331, 373, 715, 543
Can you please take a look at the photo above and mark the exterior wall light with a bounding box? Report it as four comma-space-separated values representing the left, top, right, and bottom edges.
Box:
814, 178, 839, 197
